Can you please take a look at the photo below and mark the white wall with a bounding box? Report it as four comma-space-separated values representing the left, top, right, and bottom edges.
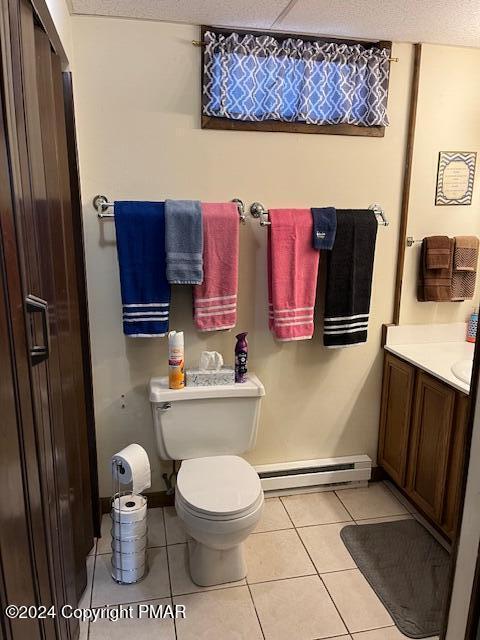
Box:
400, 44, 480, 324
71, 16, 414, 495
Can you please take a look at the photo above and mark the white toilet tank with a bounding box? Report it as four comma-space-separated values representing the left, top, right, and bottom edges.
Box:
149, 374, 265, 460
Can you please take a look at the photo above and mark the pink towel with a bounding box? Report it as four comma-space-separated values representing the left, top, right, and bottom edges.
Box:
193, 203, 239, 331
268, 209, 320, 341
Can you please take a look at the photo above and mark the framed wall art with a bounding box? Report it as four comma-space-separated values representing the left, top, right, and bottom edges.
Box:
435, 151, 476, 206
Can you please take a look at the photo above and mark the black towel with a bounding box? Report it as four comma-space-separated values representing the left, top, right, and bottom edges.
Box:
323, 210, 378, 348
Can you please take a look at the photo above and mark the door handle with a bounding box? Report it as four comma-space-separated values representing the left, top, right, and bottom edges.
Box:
25, 294, 49, 365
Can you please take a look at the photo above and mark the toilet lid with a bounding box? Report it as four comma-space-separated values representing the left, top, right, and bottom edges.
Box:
176, 455, 262, 517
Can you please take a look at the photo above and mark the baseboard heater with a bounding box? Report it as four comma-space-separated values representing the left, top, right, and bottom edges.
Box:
254, 455, 372, 494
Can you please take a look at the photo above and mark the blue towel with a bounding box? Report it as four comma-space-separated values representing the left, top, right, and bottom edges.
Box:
165, 200, 203, 284
311, 207, 337, 250
114, 201, 171, 337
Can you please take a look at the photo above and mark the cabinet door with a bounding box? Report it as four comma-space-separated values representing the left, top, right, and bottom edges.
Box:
407, 372, 455, 521
378, 353, 415, 486
442, 393, 469, 538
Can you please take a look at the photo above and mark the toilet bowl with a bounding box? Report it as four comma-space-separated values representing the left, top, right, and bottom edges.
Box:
175, 455, 264, 586
149, 374, 265, 586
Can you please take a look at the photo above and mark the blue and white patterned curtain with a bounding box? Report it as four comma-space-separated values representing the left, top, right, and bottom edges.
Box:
202, 31, 390, 127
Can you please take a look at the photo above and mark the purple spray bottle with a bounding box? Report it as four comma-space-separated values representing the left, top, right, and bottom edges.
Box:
235, 332, 248, 383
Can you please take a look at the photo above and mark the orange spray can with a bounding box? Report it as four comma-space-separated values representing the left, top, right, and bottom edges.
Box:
168, 331, 185, 389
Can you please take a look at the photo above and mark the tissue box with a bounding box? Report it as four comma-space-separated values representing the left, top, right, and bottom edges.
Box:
186, 367, 235, 387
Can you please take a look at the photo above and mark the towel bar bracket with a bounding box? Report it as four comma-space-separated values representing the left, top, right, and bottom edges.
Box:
232, 198, 247, 224
369, 203, 389, 227
406, 236, 420, 247
250, 202, 271, 226
93, 194, 114, 218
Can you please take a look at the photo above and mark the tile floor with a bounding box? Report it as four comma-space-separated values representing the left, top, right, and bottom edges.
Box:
81, 482, 441, 640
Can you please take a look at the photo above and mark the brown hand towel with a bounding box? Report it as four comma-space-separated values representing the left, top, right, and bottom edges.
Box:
417, 236, 454, 302
451, 236, 479, 301
453, 236, 479, 271
425, 235, 451, 269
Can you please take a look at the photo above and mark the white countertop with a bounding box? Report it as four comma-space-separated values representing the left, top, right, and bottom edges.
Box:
384, 324, 474, 395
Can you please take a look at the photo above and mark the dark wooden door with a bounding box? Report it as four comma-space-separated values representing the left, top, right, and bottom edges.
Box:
34, 22, 95, 588
0, 19, 59, 637
407, 371, 456, 521
378, 353, 415, 486
0, 0, 98, 636
0, 184, 46, 640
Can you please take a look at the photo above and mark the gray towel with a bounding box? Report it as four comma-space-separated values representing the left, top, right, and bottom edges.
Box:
165, 200, 203, 284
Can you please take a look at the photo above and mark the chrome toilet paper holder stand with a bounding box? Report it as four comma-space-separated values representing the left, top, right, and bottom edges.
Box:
111, 459, 148, 585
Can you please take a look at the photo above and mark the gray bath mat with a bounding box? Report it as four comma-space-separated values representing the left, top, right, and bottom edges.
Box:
340, 519, 450, 639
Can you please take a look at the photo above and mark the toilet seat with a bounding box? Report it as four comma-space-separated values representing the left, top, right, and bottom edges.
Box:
176, 455, 262, 521
176, 489, 264, 523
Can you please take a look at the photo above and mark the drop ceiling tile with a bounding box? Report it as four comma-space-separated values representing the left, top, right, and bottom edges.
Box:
71, 0, 292, 30
275, 0, 480, 48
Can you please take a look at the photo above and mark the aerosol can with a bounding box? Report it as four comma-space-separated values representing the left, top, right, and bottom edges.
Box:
235, 332, 248, 383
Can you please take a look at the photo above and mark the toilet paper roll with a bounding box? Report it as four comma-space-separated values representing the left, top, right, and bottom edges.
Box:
112, 494, 147, 523
111, 562, 146, 584
111, 536, 146, 554
111, 519, 147, 541
111, 444, 151, 494
111, 549, 146, 570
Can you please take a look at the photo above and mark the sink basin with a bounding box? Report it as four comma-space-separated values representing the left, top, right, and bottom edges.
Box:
451, 359, 473, 384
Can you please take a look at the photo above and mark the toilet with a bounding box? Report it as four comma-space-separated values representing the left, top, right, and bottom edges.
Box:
149, 374, 265, 586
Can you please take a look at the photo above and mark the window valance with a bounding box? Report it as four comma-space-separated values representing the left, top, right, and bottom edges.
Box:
202, 31, 390, 128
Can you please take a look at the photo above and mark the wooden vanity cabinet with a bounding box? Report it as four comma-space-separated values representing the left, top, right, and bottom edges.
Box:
378, 352, 469, 540
378, 355, 415, 486
442, 394, 469, 538
406, 372, 455, 522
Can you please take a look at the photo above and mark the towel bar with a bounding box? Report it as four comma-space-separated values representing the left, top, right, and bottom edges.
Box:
94, 195, 389, 228
250, 202, 390, 228
93, 195, 247, 224
406, 237, 422, 247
